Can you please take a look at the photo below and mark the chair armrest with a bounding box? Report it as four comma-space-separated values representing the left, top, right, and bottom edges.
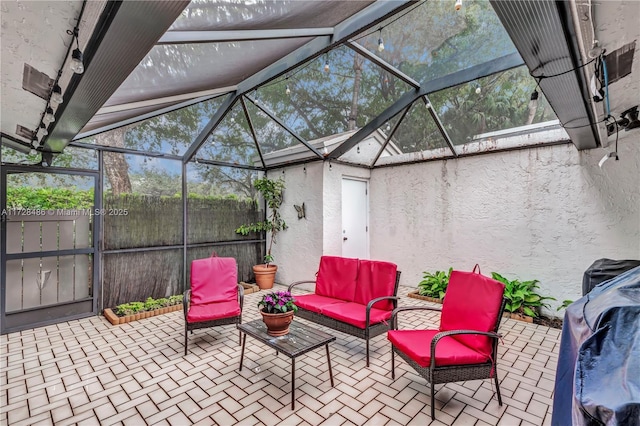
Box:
288, 280, 316, 292
390, 305, 442, 330
366, 296, 401, 328
430, 330, 502, 369
237, 284, 244, 310
183, 289, 191, 318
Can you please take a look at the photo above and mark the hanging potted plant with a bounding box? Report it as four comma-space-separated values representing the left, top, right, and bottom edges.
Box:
236, 176, 287, 289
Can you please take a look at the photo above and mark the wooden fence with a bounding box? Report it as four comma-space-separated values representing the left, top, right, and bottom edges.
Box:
101, 195, 263, 308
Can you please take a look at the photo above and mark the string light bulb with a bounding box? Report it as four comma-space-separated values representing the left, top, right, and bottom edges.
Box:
324, 59, 330, 73
50, 84, 63, 105
43, 107, 56, 124
286, 83, 291, 96
377, 29, 385, 53
30, 148, 37, 156
475, 86, 481, 94
529, 89, 539, 109
70, 48, 84, 74
386, 122, 391, 132
455, 0, 462, 11
38, 123, 49, 138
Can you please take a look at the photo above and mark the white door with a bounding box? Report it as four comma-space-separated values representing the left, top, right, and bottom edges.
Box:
342, 178, 369, 259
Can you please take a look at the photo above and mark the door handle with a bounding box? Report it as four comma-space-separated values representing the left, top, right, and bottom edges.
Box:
343, 237, 348, 241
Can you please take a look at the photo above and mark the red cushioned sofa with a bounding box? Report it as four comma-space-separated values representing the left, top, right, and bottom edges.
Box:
288, 256, 401, 366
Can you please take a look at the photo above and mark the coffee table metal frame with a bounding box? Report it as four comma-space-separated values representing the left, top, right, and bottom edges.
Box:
238, 319, 336, 409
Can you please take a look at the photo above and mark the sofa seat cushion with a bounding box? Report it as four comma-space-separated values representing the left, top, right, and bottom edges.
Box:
295, 294, 346, 314
388, 329, 490, 368
187, 301, 240, 323
320, 302, 392, 329
316, 256, 359, 302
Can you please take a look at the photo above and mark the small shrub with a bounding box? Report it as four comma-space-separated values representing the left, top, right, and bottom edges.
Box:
491, 272, 555, 318
128, 301, 145, 313
155, 298, 170, 308
112, 295, 183, 317
418, 268, 452, 299
144, 297, 161, 311
168, 295, 183, 305
115, 303, 134, 316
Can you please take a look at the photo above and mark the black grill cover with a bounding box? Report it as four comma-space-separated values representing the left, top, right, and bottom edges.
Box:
582, 258, 640, 296
552, 265, 640, 426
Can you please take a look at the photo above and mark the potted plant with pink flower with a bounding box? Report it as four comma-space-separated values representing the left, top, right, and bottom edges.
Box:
258, 290, 298, 336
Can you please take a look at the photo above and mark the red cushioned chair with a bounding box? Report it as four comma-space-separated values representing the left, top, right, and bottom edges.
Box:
184, 255, 244, 355
388, 265, 506, 420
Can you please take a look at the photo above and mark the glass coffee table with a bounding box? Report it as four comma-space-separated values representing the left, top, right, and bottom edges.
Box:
238, 319, 336, 409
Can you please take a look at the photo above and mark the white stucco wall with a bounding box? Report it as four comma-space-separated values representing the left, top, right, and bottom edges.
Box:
269, 163, 324, 286
272, 161, 371, 287
369, 140, 640, 315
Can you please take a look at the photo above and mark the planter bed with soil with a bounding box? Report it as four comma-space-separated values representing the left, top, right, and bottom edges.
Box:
407, 290, 443, 304
104, 304, 183, 325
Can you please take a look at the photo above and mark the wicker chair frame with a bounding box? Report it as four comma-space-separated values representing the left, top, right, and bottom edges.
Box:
183, 285, 244, 356
390, 298, 507, 420
288, 271, 401, 367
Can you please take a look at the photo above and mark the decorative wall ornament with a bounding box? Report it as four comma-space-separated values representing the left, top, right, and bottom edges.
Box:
294, 202, 306, 219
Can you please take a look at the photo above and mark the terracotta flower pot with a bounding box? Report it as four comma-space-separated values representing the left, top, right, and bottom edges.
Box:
260, 309, 294, 336
253, 264, 278, 289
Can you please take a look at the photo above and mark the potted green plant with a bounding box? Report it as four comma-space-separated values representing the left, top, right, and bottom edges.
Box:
258, 290, 298, 336
491, 272, 556, 321
409, 268, 452, 303
236, 177, 287, 289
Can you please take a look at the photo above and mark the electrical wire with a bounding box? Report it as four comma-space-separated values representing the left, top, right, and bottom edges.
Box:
36, 0, 88, 147
601, 55, 611, 116
561, 117, 608, 129
530, 57, 597, 80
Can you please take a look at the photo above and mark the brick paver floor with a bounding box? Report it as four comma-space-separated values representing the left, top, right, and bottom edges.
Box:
1, 285, 560, 425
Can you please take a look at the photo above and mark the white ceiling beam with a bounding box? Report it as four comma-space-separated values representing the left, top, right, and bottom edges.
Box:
158, 28, 334, 44
97, 86, 236, 114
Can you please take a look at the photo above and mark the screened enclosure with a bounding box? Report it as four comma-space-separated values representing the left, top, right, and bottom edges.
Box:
5, 0, 635, 333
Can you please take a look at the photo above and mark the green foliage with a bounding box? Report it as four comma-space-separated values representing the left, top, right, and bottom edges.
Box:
7, 187, 94, 210
113, 294, 183, 317
557, 299, 574, 311
491, 272, 556, 318
258, 291, 298, 314
144, 297, 162, 311
418, 268, 452, 299
235, 177, 287, 265
168, 295, 183, 305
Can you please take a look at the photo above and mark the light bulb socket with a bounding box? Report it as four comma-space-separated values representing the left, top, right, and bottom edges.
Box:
50, 84, 63, 105
530, 90, 539, 101
38, 123, 49, 137
71, 48, 84, 74
43, 107, 56, 124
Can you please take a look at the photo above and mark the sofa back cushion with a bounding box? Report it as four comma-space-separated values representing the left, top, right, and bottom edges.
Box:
440, 269, 505, 357
353, 259, 398, 310
190, 257, 238, 305
315, 256, 359, 301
